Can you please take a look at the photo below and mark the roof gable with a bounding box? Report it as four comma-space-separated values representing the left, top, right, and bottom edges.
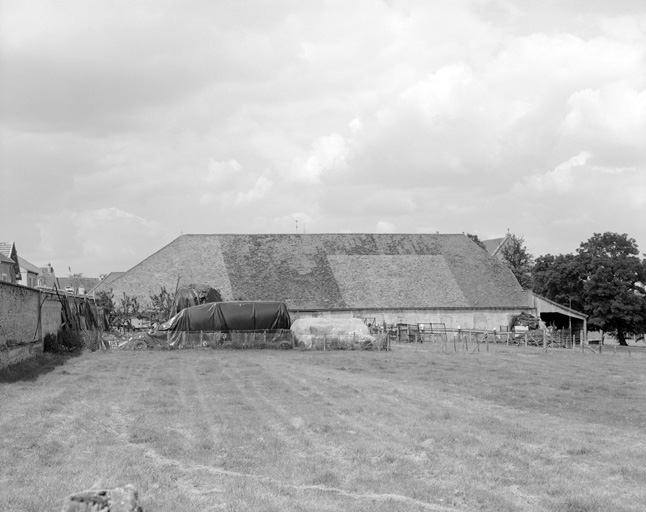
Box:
0, 241, 21, 280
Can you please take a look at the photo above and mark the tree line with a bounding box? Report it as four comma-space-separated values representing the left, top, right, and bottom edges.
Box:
470, 231, 646, 345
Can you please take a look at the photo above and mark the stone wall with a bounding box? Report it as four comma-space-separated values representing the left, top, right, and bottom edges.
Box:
0, 283, 66, 368
0, 282, 40, 345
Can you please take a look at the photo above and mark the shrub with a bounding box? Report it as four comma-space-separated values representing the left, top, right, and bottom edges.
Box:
43, 329, 84, 354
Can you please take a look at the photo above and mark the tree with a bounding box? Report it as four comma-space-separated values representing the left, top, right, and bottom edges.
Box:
113, 293, 141, 332
500, 234, 534, 289
577, 232, 646, 345
466, 233, 487, 251
95, 290, 117, 327
532, 253, 586, 312
149, 286, 175, 324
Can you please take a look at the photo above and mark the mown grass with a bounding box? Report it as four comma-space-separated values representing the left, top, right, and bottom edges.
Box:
1, 345, 645, 511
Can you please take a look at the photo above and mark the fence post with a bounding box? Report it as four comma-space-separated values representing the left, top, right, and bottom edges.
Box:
543, 329, 548, 353
524, 332, 528, 347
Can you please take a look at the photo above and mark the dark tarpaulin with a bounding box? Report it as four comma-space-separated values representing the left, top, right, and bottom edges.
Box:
159, 301, 291, 333
171, 285, 222, 316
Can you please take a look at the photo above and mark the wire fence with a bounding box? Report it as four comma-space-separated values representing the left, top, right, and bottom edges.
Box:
386, 324, 645, 357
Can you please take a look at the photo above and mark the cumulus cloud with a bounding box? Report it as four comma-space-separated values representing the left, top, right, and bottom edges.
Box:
2, 0, 646, 274
236, 175, 274, 204
560, 83, 646, 154
513, 152, 591, 194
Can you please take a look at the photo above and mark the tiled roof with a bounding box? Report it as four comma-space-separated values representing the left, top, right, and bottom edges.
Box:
0, 241, 20, 280
18, 256, 41, 274
106, 233, 526, 309
0, 242, 14, 259
58, 277, 101, 292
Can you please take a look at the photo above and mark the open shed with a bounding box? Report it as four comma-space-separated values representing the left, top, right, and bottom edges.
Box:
529, 293, 587, 335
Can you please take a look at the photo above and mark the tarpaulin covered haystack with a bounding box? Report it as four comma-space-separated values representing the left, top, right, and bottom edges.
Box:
161, 301, 291, 332
171, 284, 222, 316
290, 317, 387, 351
137, 301, 293, 349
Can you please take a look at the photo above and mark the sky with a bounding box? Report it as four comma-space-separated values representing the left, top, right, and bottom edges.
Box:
1, 0, 645, 278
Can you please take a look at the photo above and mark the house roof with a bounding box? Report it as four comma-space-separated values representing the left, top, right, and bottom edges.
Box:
18, 256, 41, 274
0, 253, 14, 265
89, 272, 126, 294
105, 233, 526, 310
0, 242, 14, 259
38, 266, 58, 288
58, 276, 101, 292
0, 241, 21, 279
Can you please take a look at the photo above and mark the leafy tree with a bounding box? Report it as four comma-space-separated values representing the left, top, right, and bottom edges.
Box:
577, 232, 646, 345
532, 232, 646, 345
532, 253, 586, 312
466, 233, 487, 251
149, 286, 175, 324
500, 234, 534, 289
114, 293, 141, 332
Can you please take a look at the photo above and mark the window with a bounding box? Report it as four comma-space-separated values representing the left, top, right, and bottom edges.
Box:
1, 274, 8, 282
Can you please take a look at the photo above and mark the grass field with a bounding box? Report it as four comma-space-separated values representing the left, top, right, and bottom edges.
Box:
1, 345, 645, 511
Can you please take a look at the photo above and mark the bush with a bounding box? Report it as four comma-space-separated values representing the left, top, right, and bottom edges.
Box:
43, 329, 84, 354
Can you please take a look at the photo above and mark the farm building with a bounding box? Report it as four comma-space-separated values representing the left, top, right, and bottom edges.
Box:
94, 233, 585, 332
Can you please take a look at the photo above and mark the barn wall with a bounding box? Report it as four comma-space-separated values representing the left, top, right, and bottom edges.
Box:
290, 307, 535, 331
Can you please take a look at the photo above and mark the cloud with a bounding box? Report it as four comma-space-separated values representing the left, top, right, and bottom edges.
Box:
513, 152, 591, 194
235, 175, 274, 204
36, 208, 167, 275
2, 0, 645, 273
376, 221, 396, 233
560, 83, 646, 161
207, 159, 241, 183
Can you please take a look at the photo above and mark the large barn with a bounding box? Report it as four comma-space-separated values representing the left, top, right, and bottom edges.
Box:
94, 233, 563, 331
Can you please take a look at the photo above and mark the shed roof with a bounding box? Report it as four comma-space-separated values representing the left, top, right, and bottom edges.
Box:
106, 233, 526, 310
